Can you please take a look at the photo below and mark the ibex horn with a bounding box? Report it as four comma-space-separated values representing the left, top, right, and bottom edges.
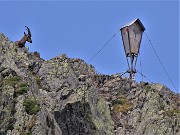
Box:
25, 26, 31, 37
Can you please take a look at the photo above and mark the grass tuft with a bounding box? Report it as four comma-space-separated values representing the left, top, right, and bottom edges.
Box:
113, 96, 133, 114
23, 97, 41, 115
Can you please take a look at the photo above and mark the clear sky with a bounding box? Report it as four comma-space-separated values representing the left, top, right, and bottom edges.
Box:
0, 0, 179, 93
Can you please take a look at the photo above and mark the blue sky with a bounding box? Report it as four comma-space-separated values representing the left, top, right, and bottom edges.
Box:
0, 1, 179, 93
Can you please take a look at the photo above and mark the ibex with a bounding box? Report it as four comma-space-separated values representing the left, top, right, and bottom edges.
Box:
16, 26, 32, 47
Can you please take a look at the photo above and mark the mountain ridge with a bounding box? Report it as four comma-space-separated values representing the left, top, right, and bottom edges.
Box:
0, 33, 179, 135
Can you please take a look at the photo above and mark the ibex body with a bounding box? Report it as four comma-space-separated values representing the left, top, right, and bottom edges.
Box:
15, 26, 32, 47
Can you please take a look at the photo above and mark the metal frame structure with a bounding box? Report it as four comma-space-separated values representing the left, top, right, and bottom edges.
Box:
120, 18, 145, 80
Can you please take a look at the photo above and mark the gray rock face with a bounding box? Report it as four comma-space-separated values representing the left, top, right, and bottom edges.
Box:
54, 101, 96, 135
0, 33, 179, 135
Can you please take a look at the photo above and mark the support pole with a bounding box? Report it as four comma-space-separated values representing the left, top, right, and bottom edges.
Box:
130, 54, 135, 80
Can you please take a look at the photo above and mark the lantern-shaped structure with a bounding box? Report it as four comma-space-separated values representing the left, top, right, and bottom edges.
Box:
120, 18, 145, 80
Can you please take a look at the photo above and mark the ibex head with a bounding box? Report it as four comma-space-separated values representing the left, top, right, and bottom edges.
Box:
24, 26, 32, 43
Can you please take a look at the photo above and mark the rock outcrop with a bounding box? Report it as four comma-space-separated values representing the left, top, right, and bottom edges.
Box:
0, 33, 179, 135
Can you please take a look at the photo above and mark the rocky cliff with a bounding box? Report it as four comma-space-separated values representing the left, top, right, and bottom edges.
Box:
0, 33, 179, 135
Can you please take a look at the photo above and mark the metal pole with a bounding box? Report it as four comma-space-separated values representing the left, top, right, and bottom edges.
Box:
130, 54, 134, 80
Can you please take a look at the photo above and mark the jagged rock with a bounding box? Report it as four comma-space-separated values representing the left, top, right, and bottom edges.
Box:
0, 67, 17, 79
0, 33, 179, 135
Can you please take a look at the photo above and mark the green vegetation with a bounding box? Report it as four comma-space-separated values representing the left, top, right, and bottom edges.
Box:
3, 75, 21, 87
16, 87, 29, 95
16, 82, 29, 96
23, 97, 41, 115
164, 108, 180, 117
19, 131, 32, 135
3, 75, 29, 96
145, 85, 151, 91
26, 132, 32, 135
159, 102, 165, 110
14, 48, 18, 52
35, 75, 41, 88
19, 82, 28, 87
113, 96, 133, 114
112, 98, 126, 106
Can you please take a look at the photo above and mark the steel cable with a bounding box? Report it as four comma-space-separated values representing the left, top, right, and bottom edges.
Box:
144, 32, 178, 93
88, 30, 120, 63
